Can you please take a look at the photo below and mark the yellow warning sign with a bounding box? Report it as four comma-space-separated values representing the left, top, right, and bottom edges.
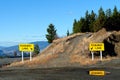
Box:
19, 44, 34, 52
89, 70, 105, 76
89, 43, 104, 51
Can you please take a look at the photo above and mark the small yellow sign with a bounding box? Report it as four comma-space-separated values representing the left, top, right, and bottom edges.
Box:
89, 43, 104, 51
89, 70, 105, 76
19, 44, 34, 52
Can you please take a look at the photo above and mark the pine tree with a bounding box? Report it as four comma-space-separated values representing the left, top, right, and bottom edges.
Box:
105, 8, 112, 18
81, 11, 90, 32
113, 6, 119, 17
34, 44, 40, 55
84, 10, 91, 32
46, 24, 57, 43
111, 6, 120, 30
67, 30, 70, 36
89, 10, 96, 32
80, 17, 86, 32
105, 6, 120, 31
93, 7, 106, 32
72, 6, 120, 32
73, 19, 80, 33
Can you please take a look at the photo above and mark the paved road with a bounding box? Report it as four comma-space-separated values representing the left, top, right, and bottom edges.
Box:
0, 67, 120, 80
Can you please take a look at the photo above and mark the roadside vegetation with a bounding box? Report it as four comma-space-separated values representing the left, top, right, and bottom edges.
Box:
46, 6, 120, 43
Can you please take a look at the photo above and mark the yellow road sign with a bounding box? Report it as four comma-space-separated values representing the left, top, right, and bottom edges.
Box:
19, 44, 34, 52
89, 70, 105, 76
89, 43, 104, 51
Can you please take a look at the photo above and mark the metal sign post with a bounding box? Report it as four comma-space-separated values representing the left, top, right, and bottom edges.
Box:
91, 51, 94, 61
30, 52, 32, 61
22, 51, 24, 62
100, 51, 102, 61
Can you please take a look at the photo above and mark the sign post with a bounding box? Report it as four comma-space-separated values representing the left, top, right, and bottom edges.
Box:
89, 43, 104, 61
30, 52, 32, 61
19, 44, 34, 62
91, 51, 94, 61
100, 51, 102, 61
22, 51, 24, 62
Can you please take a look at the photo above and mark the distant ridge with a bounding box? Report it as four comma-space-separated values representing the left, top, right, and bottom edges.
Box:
1, 41, 49, 56
0, 46, 6, 50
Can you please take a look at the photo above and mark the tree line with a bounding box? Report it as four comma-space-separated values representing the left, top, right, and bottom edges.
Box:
46, 6, 120, 43
73, 6, 120, 33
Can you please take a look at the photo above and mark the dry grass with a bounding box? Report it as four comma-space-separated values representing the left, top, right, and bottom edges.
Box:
7, 53, 58, 68
70, 54, 118, 66
6, 61, 25, 67
70, 54, 97, 65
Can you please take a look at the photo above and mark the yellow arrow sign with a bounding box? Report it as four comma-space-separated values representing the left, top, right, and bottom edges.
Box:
89, 43, 104, 51
19, 44, 34, 52
89, 70, 105, 76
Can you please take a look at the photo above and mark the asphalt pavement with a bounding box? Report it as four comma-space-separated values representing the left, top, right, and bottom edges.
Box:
0, 67, 120, 80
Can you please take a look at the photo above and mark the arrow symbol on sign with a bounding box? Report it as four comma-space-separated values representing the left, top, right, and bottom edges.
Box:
91, 47, 93, 50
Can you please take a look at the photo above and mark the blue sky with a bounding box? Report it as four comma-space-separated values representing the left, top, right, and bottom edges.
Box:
0, 0, 120, 47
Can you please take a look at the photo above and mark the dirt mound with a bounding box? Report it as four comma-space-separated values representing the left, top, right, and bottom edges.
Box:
7, 28, 120, 68
104, 31, 120, 56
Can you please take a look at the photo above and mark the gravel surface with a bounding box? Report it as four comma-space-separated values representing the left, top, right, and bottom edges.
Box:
0, 67, 120, 80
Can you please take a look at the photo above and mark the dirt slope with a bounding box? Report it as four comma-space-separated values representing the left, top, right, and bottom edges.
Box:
6, 28, 120, 68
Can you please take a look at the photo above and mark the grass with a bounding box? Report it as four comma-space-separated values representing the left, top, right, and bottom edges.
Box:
6, 53, 58, 68
70, 54, 118, 66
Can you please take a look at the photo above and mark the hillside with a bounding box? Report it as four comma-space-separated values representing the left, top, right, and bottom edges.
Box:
2, 41, 49, 51
7, 28, 120, 68
1, 41, 49, 57
0, 46, 6, 50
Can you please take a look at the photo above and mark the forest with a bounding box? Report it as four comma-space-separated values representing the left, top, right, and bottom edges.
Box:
46, 6, 120, 43
73, 6, 120, 33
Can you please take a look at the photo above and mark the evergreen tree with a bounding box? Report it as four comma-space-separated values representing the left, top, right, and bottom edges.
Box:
73, 19, 78, 33
93, 7, 106, 32
113, 6, 119, 17
89, 10, 96, 32
72, 6, 120, 33
81, 11, 90, 32
84, 10, 90, 32
105, 6, 120, 31
67, 30, 70, 36
34, 44, 40, 55
105, 8, 112, 18
73, 19, 80, 33
46, 24, 57, 43
80, 17, 87, 32
93, 19, 99, 32
111, 6, 120, 30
